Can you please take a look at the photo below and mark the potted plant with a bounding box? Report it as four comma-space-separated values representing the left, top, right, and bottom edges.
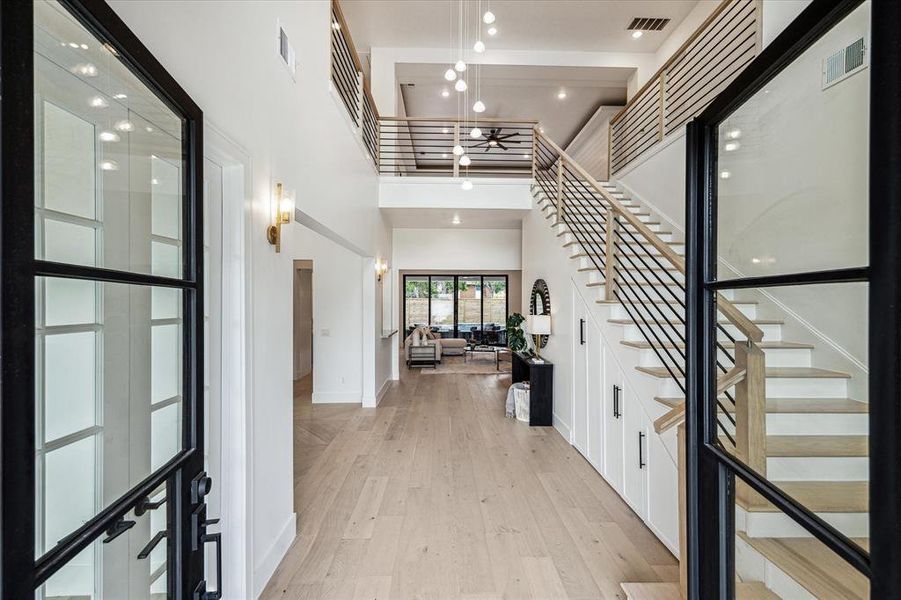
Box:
506, 313, 527, 353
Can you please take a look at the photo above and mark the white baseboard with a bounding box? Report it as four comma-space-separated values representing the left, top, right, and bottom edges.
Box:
553, 413, 571, 442
312, 391, 362, 404
362, 377, 391, 408
253, 512, 296, 598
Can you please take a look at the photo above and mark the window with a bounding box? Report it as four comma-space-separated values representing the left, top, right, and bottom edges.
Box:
403, 274, 509, 345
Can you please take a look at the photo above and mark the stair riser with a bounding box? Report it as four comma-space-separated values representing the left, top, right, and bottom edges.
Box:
735, 537, 818, 600
653, 376, 848, 398
719, 322, 783, 342
764, 413, 869, 436
767, 456, 869, 481
565, 210, 656, 224
559, 218, 670, 235
741, 511, 868, 539
612, 302, 758, 322
637, 347, 811, 368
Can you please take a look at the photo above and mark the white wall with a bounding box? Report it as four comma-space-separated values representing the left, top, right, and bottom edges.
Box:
762, 0, 813, 47
379, 177, 533, 210
392, 228, 522, 271
108, 2, 390, 595
564, 105, 622, 180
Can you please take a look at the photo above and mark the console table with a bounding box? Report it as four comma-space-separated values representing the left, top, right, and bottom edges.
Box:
511, 352, 553, 426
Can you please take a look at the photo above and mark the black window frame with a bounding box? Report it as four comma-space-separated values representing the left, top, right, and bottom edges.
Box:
402, 274, 510, 344
1, 0, 206, 596
684, 0, 901, 597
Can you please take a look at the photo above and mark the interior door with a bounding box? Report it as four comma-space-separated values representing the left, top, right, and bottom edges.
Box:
603, 345, 624, 492
622, 384, 648, 519
1, 0, 214, 596
572, 286, 588, 454
585, 314, 603, 470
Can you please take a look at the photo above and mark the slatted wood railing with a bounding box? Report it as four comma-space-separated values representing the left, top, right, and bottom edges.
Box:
608, 0, 762, 176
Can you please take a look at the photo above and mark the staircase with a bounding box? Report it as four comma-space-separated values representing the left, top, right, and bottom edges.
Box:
531, 131, 869, 599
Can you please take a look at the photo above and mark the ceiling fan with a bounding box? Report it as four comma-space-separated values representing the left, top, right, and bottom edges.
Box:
472, 128, 524, 152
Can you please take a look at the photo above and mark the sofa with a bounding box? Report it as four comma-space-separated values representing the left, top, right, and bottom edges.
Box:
440, 338, 468, 356
402, 327, 469, 363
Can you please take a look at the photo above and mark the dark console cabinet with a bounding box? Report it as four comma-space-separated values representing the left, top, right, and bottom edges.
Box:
511, 352, 553, 426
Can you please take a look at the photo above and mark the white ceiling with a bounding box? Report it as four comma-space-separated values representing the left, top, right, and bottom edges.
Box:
341, 0, 699, 54
382, 207, 528, 229
398, 63, 630, 146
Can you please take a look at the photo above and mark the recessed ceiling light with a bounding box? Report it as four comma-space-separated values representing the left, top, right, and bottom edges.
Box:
727, 129, 741, 139
442, 127, 449, 134
113, 93, 127, 100
444, 68, 457, 81
441, 89, 450, 98
442, 153, 448, 158
522, 154, 530, 159
68, 42, 80, 48
100, 160, 119, 171
459, 155, 472, 167
455, 79, 467, 92
724, 141, 740, 152
74, 63, 98, 77
454, 60, 467, 72
631, 30, 643, 39
751, 257, 761, 264
720, 170, 731, 179
114, 120, 135, 132
89, 96, 108, 108
473, 100, 486, 113
461, 180, 473, 191
557, 90, 567, 100
151, 178, 160, 185
483, 11, 495, 24
80, 43, 88, 50
453, 144, 464, 156
99, 131, 120, 142
145, 126, 154, 133
487, 26, 497, 36
470, 127, 482, 138
473, 40, 485, 53
452, 214, 461, 224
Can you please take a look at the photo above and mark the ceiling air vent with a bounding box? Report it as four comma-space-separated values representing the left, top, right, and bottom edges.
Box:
822, 37, 867, 90
627, 17, 671, 32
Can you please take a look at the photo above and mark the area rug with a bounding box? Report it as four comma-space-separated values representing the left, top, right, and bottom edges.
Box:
418, 353, 512, 375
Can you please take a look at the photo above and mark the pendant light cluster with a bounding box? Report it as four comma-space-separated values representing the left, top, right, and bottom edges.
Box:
444, 0, 499, 190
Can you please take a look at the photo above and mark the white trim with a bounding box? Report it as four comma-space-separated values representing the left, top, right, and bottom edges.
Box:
312, 391, 363, 404
204, 121, 254, 600
378, 175, 533, 187
553, 413, 571, 442
252, 512, 297, 599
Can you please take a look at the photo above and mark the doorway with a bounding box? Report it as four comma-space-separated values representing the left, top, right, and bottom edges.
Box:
294, 260, 314, 393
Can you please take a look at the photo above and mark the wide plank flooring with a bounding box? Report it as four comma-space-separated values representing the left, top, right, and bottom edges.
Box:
262, 364, 677, 599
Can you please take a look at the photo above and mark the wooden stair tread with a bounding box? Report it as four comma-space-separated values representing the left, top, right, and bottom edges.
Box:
621, 582, 777, 599
738, 480, 868, 513
636, 365, 850, 379
622, 340, 811, 350
766, 435, 868, 457
737, 532, 869, 599
654, 396, 868, 414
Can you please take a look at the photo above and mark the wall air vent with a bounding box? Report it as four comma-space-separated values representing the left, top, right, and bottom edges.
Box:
822, 37, 867, 90
627, 17, 670, 32
276, 19, 297, 80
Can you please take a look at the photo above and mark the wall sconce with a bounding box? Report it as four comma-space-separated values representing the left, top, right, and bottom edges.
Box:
375, 259, 388, 282
267, 183, 294, 252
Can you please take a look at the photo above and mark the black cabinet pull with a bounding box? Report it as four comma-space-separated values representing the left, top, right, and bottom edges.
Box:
638, 431, 646, 469
102, 516, 135, 544
137, 530, 167, 560
613, 385, 621, 418
579, 318, 585, 345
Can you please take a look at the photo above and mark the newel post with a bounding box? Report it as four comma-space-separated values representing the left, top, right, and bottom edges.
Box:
604, 208, 619, 301
734, 340, 767, 478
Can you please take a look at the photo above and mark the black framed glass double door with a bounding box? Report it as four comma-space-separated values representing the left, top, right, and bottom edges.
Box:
685, 0, 900, 597
403, 274, 509, 344
1, 0, 214, 597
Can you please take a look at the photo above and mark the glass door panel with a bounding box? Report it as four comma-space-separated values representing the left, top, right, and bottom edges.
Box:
404, 276, 429, 336
429, 276, 454, 338
457, 276, 482, 342
482, 276, 507, 345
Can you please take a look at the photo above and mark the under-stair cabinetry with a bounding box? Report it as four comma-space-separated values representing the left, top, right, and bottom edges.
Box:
602, 345, 625, 494
622, 381, 649, 520
572, 286, 604, 470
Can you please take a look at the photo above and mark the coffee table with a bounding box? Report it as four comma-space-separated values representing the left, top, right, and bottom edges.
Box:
464, 345, 509, 370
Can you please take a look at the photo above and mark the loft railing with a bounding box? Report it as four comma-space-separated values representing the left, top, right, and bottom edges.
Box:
377, 117, 537, 177
534, 129, 765, 463
608, 0, 762, 176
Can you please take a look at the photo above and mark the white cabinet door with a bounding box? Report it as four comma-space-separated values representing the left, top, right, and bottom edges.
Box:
647, 430, 680, 555
602, 345, 624, 493
572, 288, 588, 455
585, 315, 603, 471
622, 384, 649, 520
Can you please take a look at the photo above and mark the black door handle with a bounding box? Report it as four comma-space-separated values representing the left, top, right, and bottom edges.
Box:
579, 318, 585, 345
613, 385, 621, 418
639, 431, 646, 469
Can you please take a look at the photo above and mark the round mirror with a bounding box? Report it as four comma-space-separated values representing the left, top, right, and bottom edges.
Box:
529, 279, 550, 349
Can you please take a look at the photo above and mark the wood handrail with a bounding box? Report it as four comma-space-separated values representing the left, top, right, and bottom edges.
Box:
331, 0, 363, 74
653, 365, 747, 434
610, 0, 735, 126
379, 116, 539, 125
535, 129, 764, 342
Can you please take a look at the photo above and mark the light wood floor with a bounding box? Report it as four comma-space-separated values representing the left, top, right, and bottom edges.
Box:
261, 365, 677, 600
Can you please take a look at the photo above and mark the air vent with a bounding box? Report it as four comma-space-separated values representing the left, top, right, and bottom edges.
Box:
276, 19, 297, 80
627, 17, 670, 32
822, 37, 867, 89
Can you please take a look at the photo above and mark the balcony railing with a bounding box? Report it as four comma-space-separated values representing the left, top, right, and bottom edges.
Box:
377, 117, 537, 178
608, 0, 762, 176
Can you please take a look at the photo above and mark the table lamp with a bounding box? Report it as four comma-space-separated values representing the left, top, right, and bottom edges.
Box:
528, 314, 551, 359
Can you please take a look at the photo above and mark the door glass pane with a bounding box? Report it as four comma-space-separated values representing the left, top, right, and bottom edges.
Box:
457, 276, 482, 342
37, 485, 171, 600
711, 282, 868, 556
430, 276, 454, 338
715, 1, 870, 280
404, 276, 429, 336
483, 276, 507, 345
36, 278, 183, 556
34, 0, 185, 278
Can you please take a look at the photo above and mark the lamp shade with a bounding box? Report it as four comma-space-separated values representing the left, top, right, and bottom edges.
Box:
528, 314, 551, 336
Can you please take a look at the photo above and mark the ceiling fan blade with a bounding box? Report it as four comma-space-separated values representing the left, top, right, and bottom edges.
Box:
473, 141, 488, 148
496, 133, 518, 140
484, 146, 491, 153
497, 142, 509, 151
